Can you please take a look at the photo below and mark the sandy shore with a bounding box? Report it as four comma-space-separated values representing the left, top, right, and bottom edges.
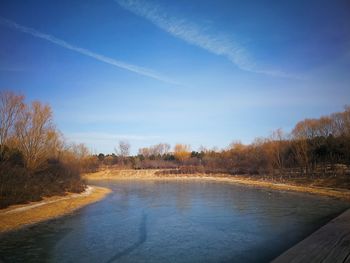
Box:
0, 185, 111, 233
84, 169, 350, 201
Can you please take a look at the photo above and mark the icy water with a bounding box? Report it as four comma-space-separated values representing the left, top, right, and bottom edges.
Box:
0, 180, 349, 263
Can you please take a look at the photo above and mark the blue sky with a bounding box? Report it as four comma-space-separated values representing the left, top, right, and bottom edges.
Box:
0, 0, 349, 154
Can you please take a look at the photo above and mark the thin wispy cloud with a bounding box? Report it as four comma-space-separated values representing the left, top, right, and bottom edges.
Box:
0, 16, 176, 84
116, 0, 293, 77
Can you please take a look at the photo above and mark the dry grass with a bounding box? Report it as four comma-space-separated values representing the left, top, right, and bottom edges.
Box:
84, 169, 161, 180
84, 169, 350, 201
0, 186, 111, 233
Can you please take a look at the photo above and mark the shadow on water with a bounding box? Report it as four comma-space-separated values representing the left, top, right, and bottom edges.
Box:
105, 212, 148, 263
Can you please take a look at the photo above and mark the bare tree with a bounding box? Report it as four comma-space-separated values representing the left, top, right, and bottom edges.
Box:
116, 140, 130, 157
14, 101, 57, 171
138, 143, 171, 158
267, 128, 287, 176
115, 140, 130, 166
292, 122, 310, 176
156, 143, 171, 156
342, 105, 350, 136
0, 91, 24, 150
138, 147, 150, 158
174, 144, 191, 163
316, 116, 333, 137
69, 143, 90, 160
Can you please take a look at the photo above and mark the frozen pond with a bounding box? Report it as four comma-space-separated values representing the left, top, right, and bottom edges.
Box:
0, 180, 348, 263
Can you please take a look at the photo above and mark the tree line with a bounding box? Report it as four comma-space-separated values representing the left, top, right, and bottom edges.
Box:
0, 91, 95, 208
97, 106, 350, 183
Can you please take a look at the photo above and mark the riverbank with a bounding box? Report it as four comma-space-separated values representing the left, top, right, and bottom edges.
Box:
0, 185, 111, 233
84, 169, 350, 201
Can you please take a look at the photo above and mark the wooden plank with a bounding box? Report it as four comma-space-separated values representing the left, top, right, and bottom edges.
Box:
273, 209, 350, 263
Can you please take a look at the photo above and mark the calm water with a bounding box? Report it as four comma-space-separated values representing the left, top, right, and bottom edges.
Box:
0, 180, 349, 263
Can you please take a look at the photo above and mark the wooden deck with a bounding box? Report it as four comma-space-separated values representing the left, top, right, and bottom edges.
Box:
273, 208, 350, 263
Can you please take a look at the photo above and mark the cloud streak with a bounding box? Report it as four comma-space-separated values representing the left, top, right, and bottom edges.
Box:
0, 16, 176, 84
116, 0, 293, 77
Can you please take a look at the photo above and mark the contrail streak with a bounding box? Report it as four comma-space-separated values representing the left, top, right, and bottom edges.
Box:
116, 0, 298, 78
0, 17, 176, 84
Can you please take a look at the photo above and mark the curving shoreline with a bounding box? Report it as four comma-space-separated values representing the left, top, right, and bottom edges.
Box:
0, 185, 111, 233
85, 169, 350, 262
84, 169, 350, 201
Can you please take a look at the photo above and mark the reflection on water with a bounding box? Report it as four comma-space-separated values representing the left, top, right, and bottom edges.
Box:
0, 180, 348, 263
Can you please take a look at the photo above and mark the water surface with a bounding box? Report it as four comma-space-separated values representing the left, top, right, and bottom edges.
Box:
0, 180, 348, 263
